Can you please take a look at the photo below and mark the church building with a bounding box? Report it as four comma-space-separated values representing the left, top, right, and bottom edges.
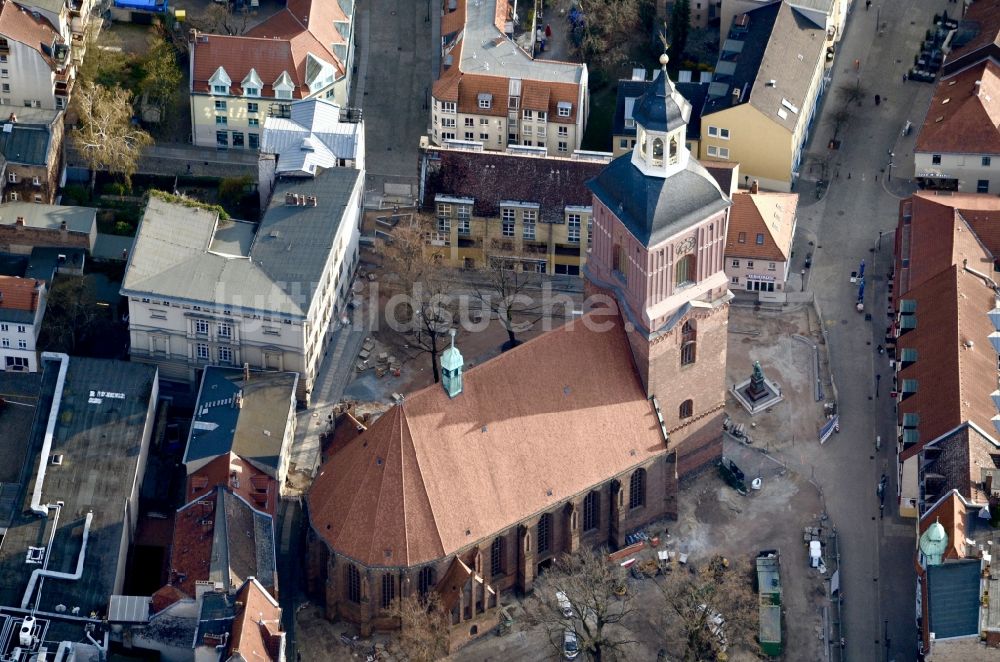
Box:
305, 54, 734, 648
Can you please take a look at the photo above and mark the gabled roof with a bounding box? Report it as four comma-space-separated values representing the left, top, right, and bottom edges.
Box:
190, 0, 350, 97
922, 425, 1000, 505
915, 60, 1000, 156
588, 152, 730, 247
185, 367, 298, 478
123, 170, 361, 318
0, 275, 41, 313
422, 145, 606, 223
260, 98, 362, 175
228, 578, 283, 662
725, 191, 797, 261
704, 2, 826, 134
308, 312, 669, 567
919, 491, 969, 562
943, 0, 1000, 74
0, 1, 59, 64
170, 487, 277, 598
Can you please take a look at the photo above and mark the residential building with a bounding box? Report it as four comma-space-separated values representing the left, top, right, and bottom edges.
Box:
18, 0, 96, 67
0, 1, 74, 110
701, 1, 830, 191
258, 97, 364, 202
719, 0, 846, 50
725, 182, 798, 293
0, 355, 158, 617
418, 137, 607, 274
122, 169, 363, 404
183, 366, 298, 499
889, 192, 1000, 517
0, 200, 96, 253
128, 578, 286, 662
914, 491, 1000, 658
431, 0, 588, 157
0, 109, 64, 204
306, 60, 732, 647
913, 60, 999, 193
0, 274, 44, 371
938, 0, 1000, 79
188, 0, 356, 149
658, 0, 723, 30
167, 485, 278, 600
613, 69, 711, 158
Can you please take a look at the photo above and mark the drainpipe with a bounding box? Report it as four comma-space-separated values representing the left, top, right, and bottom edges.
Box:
85, 631, 108, 662
21, 511, 93, 609
30, 352, 69, 517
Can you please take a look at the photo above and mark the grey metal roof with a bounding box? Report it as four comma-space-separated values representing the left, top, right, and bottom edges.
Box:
123, 168, 361, 318
631, 68, 692, 134
209, 220, 257, 257
927, 560, 982, 639
261, 98, 362, 176
459, 0, 584, 84
788, 0, 835, 13
588, 154, 731, 247
704, 2, 827, 134
209, 489, 277, 593
185, 367, 298, 476
92, 233, 134, 261
0, 356, 157, 614
0, 121, 51, 166
0, 202, 97, 234
617, 78, 710, 140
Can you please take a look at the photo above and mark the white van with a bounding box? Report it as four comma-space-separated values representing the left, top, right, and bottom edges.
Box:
556, 591, 574, 618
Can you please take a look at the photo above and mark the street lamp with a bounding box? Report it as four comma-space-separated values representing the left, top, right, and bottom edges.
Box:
887, 151, 895, 183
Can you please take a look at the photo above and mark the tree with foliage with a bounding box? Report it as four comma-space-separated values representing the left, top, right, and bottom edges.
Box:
525, 548, 637, 662
669, 0, 691, 60
472, 256, 541, 349
76, 27, 132, 89
71, 83, 153, 192
388, 593, 451, 661
573, 0, 647, 72
378, 216, 458, 383
647, 555, 758, 661
139, 34, 183, 116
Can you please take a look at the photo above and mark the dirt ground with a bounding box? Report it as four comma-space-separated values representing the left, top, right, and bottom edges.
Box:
726, 302, 834, 462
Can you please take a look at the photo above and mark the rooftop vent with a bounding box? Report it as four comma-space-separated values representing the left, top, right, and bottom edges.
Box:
766, 79, 776, 87
50, 454, 63, 465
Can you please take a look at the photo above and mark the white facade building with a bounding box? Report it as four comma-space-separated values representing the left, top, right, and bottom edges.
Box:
0, 275, 45, 372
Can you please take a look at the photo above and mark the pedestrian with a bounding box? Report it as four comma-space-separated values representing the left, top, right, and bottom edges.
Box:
865, 0, 871, 9
875, 94, 881, 105
902, 72, 907, 83
540, 38, 546, 52
545, 23, 552, 38
854, 58, 860, 71
848, 172, 852, 179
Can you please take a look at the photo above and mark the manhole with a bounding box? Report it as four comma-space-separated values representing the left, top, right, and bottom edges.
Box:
837, 210, 845, 216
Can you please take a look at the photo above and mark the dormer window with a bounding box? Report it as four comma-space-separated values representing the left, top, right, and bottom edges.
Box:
557, 102, 572, 117
273, 72, 294, 100
208, 66, 232, 96
478, 93, 492, 109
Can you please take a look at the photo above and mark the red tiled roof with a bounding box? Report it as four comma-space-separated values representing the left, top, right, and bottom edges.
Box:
191, 0, 347, 96
308, 311, 669, 567
0, 2, 58, 64
914, 61, 1000, 155
229, 579, 283, 662
896, 265, 998, 461
188, 454, 277, 516
944, 0, 1000, 67
725, 191, 797, 261
150, 585, 189, 614
169, 491, 217, 597
441, 0, 466, 36
0, 275, 41, 312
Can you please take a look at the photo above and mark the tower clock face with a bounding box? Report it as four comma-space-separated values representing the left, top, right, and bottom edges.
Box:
677, 236, 696, 255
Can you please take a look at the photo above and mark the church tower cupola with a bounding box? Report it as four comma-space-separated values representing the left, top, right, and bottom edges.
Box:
631, 51, 693, 179
440, 329, 464, 398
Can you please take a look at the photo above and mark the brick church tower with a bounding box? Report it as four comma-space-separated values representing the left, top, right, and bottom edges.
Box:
586, 53, 733, 476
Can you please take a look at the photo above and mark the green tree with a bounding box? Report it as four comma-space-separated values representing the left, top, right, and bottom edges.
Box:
139, 35, 182, 115
76, 27, 132, 89
669, 0, 691, 59
71, 83, 154, 191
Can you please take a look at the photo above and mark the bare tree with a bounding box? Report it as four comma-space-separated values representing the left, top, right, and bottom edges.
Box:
378, 216, 458, 383
194, 3, 251, 35
836, 80, 868, 107
388, 593, 451, 662
71, 83, 153, 191
825, 107, 852, 141
647, 556, 758, 661
524, 548, 637, 662
472, 256, 541, 349
38, 277, 101, 354
573, 0, 646, 72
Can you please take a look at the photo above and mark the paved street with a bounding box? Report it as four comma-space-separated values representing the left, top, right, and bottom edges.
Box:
352, 0, 436, 204
793, 1, 950, 660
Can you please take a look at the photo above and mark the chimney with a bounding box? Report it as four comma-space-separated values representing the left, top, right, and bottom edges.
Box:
284, 192, 296, 205
14, 216, 24, 230
243, 362, 250, 384
8, 113, 16, 123
306, 195, 317, 206
750, 180, 759, 194
59, 220, 67, 233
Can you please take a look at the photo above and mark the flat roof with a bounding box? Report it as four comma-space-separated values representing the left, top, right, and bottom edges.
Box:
0, 202, 97, 234
0, 356, 157, 615
460, 0, 583, 84
185, 367, 298, 476
209, 220, 257, 257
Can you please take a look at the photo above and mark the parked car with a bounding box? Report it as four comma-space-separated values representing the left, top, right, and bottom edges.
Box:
563, 629, 580, 659
556, 591, 574, 618
809, 540, 823, 568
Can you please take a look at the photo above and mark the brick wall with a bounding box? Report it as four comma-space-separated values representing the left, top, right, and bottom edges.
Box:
0, 225, 92, 254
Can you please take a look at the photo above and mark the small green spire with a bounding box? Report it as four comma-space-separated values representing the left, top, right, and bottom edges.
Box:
440, 329, 463, 398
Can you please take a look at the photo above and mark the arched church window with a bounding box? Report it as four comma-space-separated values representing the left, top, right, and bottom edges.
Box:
669, 136, 678, 163
652, 138, 664, 165
675, 254, 696, 286
681, 320, 697, 366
